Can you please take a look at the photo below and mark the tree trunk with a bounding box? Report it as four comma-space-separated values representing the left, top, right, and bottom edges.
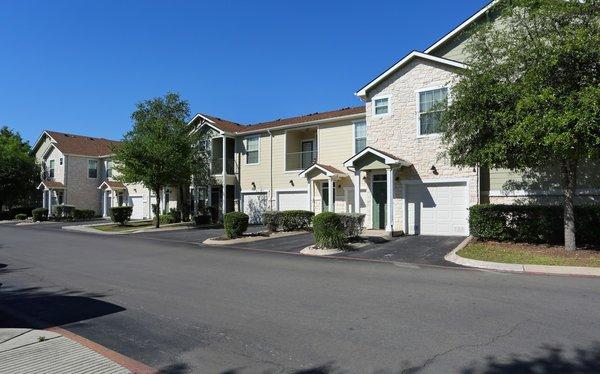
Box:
562, 159, 577, 251
154, 188, 161, 228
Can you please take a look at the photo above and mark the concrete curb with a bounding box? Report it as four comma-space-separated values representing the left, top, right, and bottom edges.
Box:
62, 222, 194, 235
445, 237, 600, 277
203, 230, 306, 245
300, 245, 343, 256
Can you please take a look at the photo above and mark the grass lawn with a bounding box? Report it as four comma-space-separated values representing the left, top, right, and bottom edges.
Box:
94, 220, 154, 232
459, 242, 600, 268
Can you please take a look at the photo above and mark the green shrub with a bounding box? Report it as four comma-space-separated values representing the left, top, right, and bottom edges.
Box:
15, 213, 27, 220
469, 204, 600, 245
263, 211, 281, 231
338, 213, 365, 238
32, 207, 48, 222
194, 214, 211, 225
109, 206, 133, 225
280, 210, 314, 231
73, 209, 95, 220
169, 208, 182, 223
312, 212, 346, 249
54, 205, 75, 220
158, 214, 175, 224
224, 212, 249, 239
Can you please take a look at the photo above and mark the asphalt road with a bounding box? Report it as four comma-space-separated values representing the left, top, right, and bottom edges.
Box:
1, 224, 600, 374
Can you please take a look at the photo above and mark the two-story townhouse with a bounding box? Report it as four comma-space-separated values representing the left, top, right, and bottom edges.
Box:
32, 131, 174, 219
190, 0, 599, 236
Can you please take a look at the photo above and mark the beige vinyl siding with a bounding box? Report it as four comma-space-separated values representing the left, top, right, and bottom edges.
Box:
45, 147, 65, 182
488, 166, 600, 192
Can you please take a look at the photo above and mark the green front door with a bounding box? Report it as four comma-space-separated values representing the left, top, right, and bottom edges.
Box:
321, 182, 329, 212
372, 175, 387, 229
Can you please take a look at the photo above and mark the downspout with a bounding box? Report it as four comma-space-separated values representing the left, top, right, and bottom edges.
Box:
268, 130, 274, 210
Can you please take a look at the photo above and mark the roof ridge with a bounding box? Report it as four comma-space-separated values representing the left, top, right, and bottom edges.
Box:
249, 105, 365, 127
46, 130, 121, 143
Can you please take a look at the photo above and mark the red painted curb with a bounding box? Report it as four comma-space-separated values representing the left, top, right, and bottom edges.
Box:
46, 326, 157, 374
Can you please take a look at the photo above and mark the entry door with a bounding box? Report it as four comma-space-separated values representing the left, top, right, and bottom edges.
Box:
372, 175, 387, 229
321, 182, 329, 212
301, 140, 314, 170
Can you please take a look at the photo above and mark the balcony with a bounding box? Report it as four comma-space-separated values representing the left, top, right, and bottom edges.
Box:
286, 150, 318, 171
211, 158, 235, 175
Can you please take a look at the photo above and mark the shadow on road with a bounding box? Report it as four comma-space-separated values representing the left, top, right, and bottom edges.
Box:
0, 285, 125, 329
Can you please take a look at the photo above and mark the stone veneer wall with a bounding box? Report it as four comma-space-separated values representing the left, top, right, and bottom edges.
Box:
363, 58, 479, 231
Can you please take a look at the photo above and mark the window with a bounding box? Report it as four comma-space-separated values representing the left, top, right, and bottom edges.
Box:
88, 160, 98, 178
418, 87, 448, 135
48, 160, 55, 179
354, 121, 367, 152
106, 161, 113, 178
246, 136, 259, 164
373, 97, 389, 115
59, 158, 63, 166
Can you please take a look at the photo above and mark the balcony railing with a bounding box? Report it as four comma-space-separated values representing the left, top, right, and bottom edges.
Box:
286, 150, 318, 171
211, 158, 235, 175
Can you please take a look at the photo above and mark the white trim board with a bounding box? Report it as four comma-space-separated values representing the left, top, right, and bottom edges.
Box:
486, 189, 600, 197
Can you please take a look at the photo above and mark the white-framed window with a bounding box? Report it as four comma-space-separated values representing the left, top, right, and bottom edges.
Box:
418, 87, 449, 136
373, 97, 389, 116
88, 160, 98, 178
48, 159, 55, 179
59, 158, 63, 166
105, 160, 113, 178
354, 120, 367, 153
245, 136, 260, 165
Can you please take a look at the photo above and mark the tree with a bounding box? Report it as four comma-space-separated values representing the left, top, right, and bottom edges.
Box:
114, 93, 210, 228
441, 0, 600, 251
0, 127, 40, 209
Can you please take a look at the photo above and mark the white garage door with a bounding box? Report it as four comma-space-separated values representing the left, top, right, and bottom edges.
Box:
277, 190, 307, 211
242, 192, 268, 224
405, 182, 468, 236
130, 196, 145, 220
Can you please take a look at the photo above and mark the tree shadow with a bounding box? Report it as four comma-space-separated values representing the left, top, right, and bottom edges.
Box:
461, 343, 600, 374
0, 285, 125, 329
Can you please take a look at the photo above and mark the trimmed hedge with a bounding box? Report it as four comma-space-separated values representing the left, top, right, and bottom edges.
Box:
169, 208, 182, 223
15, 213, 27, 220
32, 207, 48, 222
338, 213, 366, 238
194, 214, 211, 225
54, 205, 75, 220
157, 214, 175, 224
110, 206, 133, 225
74, 209, 95, 220
313, 212, 346, 249
262, 210, 314, 232
469, 204, 600, 245
224, 212, 249, 239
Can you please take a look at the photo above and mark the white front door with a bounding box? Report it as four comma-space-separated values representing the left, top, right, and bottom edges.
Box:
242, 192, 268, 224
405, 182, 468, 236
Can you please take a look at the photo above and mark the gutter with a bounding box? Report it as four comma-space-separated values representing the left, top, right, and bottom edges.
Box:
235, 113, 366, 136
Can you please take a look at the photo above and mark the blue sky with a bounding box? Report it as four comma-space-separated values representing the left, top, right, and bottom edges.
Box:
0, 0, 489, 145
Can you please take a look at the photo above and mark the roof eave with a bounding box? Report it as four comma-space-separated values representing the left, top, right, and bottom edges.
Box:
238, 112, 366, 136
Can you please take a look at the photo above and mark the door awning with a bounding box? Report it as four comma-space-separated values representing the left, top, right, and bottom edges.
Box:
299, 163, 346, 179
343, 146, 411, 169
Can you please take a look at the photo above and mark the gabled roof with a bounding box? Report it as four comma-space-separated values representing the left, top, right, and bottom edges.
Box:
424, 0, 499, 55
355, 51, 467, 98
299, 163, 346, 178
33, 131, 121, 157
98, 181, 126, 190
37, 180, 66, 190
343, 147, 412, 168
189, 106, 366, 135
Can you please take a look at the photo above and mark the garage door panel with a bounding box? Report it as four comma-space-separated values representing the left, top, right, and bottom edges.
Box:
243, 193, 268, 224
130, 196, 144, 220
277, 191, 307, 211
405, 182, 468, 236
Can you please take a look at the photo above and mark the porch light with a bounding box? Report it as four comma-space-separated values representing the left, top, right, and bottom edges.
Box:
430, 165, 438, 175
251, 182, 256, 190
289, 180, 294, 186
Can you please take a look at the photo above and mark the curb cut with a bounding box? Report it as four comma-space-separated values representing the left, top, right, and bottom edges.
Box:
445, 237, 600, 278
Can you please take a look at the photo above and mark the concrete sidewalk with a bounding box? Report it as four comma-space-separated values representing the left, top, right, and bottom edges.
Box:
0, 328, 131, 373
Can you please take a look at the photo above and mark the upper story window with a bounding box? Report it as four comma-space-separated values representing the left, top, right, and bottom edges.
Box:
418, 87, 448, 136
88, 160, 98, 178
106, 160, 113, 179
59, 158, 63, 166
48, 159, 55, 179
245, 136, 259, 165
373, 97, 389, 116
354, 121, 367, 153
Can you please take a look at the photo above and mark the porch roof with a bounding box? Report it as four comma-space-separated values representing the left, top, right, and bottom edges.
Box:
37, 180, 66, 190
98, 181, 126, 190
299, 163, 346, 179
343, 147, 411, 169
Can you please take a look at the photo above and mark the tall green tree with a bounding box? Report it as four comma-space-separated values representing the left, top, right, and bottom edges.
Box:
441, 0, 600, 251
114, 93, 210, 227
0, 127, 40, 210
